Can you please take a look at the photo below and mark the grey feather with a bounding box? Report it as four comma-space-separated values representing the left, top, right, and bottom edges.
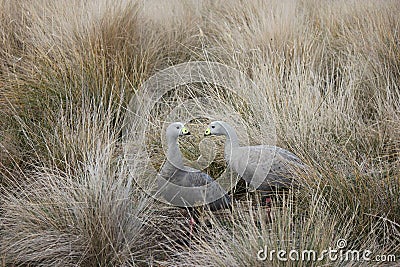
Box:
207, 121, 307, 194
157, 122, 231, 211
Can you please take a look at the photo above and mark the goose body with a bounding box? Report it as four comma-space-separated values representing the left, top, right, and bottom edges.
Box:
205, 121, 305, 193
157, 122, 231, 211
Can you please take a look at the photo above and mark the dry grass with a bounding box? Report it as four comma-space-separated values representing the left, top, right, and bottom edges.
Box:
1, 0, 399, 266
162, 189, 399, 266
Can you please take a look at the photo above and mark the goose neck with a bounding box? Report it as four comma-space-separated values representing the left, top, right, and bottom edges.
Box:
223, 123, 239, 147
222, 124, 239, 161
167, 138, 183, 167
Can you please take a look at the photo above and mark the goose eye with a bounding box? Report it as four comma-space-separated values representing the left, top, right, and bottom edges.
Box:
211, 126, 215, 129
176, 126, 180, 129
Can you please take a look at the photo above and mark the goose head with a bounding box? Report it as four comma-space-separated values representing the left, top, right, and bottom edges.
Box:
166, 122, 191, 139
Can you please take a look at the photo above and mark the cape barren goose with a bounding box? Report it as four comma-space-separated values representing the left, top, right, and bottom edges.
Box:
158, 122, 231, 231
204, 121, 306, 218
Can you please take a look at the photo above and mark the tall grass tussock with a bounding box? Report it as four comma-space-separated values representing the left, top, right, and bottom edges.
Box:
0, 0, 399, 266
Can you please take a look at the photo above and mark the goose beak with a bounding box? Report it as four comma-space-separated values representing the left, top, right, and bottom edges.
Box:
181, 127, 191, 136
204, 128, 211, 136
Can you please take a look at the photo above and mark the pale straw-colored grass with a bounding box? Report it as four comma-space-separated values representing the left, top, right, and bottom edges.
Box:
1, 0, 399, 265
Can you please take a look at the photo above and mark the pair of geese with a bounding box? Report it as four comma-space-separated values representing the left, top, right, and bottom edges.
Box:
158, 121, 305, 223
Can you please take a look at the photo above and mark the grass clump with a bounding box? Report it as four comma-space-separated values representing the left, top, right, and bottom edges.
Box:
0, 0, 399, 266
